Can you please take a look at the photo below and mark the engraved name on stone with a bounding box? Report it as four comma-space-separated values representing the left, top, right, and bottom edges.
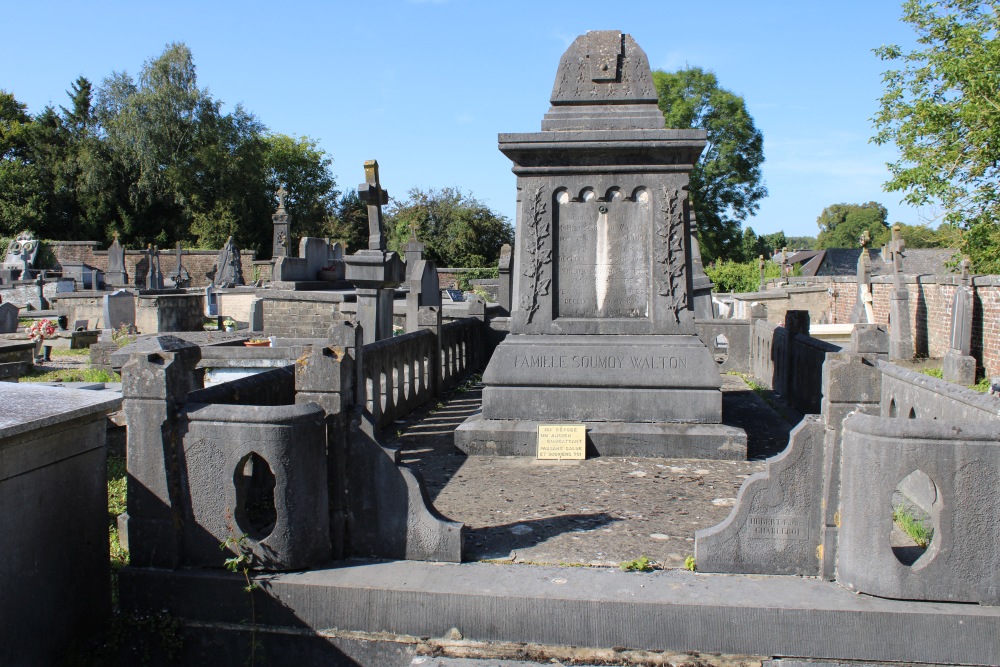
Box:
747, 516, 808, 540
513, 354, 688, 370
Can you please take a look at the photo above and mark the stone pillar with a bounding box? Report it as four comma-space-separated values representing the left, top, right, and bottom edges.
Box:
886, 224, 913, 360
417, 305, 443, 397
121, 340, 203, 568
272, 186, 291, 260
780, 310, 810, 397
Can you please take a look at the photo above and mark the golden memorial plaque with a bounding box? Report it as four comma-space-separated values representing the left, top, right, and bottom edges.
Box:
536, 424, 586, 460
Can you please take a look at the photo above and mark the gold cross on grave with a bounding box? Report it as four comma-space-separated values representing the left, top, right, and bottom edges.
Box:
358, 160, 389, 251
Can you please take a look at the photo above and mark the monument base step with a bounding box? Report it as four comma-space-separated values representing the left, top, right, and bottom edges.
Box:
454, 413, 746, 459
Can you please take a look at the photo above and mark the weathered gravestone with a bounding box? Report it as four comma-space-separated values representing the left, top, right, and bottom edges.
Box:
213, 236, 244, 288
102, 290, 135, 330
405, 259, 442, 333
105, 235, 128, 287
344, 160, 405, 345
249, 297, 264, 332
0, 302, 18, 333
942, 259, 976, 385
455, 31, 745, 458
204, 284, 219, 317
885, 224, 914, 360
144, 245, 164, 290
167, 242, 191, 288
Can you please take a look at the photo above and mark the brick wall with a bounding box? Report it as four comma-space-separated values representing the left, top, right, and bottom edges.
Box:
261, 298, 346, 338
778, 275, 1000, 378
48, 241, 256, 288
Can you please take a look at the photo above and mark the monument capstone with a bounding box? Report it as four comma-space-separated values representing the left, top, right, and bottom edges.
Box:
455, 31, 745, 458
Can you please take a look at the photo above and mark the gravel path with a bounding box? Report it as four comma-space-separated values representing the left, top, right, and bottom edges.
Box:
392, 374, 794, 570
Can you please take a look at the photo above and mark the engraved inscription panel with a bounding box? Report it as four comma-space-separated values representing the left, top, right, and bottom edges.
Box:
556, 188, 650, 318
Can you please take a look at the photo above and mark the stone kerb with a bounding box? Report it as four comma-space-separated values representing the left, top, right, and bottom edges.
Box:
838, 412, 1000, 605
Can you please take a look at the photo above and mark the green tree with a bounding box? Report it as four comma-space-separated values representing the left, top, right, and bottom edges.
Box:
385, 187, 513, 268
0, 90, 48, 234
262, 133, 339, 244
326, 189, 369, 254
872, 0, 1000, 272
653, 67, 767, 263
815, 202, 891, 249
785, 235, 817, 251
706, 259, 781, 293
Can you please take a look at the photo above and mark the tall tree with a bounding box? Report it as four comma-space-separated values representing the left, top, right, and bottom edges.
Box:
385, 187, 513, 268
815, 202, 891, 249
872, 0, 1000, 271
653, 67, 767, 263
326, 189, 369, 254
0, 90, 47, 234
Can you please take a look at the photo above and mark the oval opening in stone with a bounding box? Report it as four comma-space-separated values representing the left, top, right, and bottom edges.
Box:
234, 452, 277, 541
890, 469, 938, 567
712, 334, 729, 365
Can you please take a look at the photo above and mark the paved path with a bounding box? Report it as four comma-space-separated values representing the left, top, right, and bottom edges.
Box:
390, 374, 794, 570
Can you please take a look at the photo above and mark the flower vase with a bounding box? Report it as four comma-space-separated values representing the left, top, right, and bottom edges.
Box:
42, 345, 52, 362
34, 340, 42, 361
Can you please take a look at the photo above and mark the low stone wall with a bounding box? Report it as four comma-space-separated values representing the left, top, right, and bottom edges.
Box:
877, 360, 1000, 422
49, 292, 104, 328
695, 319, 751, 374
0, 280, 59, 309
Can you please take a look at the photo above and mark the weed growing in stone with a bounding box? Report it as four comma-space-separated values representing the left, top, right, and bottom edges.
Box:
222, 510, 261, 667
684, 555, 696, 571
619, 555, 654, 572
893, 504, 933, 548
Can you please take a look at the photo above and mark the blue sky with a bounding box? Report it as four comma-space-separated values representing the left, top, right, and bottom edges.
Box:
3, 1, 929, 240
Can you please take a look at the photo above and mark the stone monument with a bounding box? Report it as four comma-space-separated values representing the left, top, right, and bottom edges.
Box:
942, 259, 976, 385
213, 236, 244, 288
3, 231, 40, 280
885, 223, 913, 360
105, 234, 128, 287
455, 31, 745, 458
272, 186, 290, 259
849, 231, 874, 324
344, 160, 405, 345
144, 245, 164, 291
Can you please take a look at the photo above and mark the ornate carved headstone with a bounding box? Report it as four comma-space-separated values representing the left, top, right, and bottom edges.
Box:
2, 231, 40, 279
344, 161, 405, 345
213, 237, 244, 288
145, 245, 164, 291
942, 259, 976, 385
455, 31, 745, 458
885, 224, 913, 360
106, 234, 128, 287
272, 186, 290, 259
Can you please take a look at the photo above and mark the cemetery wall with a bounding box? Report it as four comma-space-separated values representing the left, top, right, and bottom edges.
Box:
47, 241, 256, 288
437, 268, 493, 290
49, 293, 104, 328
218, 291, 258, 325
760, 275, 1000, 377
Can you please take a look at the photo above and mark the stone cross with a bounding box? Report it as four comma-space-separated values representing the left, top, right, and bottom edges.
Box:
758, 254, 767, 291
276, 186, 287, 210
886, 224, 905, 285
960, 257, 971, 285
359, 160, 389, 251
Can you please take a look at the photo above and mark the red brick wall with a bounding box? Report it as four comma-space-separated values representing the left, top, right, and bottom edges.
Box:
49, 241, 256, 288
788, 275, 1000, 377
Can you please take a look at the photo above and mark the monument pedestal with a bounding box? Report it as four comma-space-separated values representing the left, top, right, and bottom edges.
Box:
456, 334, 746, 459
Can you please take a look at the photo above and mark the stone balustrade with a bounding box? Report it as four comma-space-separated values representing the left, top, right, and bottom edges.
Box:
362, 329, 437, 432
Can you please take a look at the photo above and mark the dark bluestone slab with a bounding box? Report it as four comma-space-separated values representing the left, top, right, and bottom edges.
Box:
458, 31, 740, 458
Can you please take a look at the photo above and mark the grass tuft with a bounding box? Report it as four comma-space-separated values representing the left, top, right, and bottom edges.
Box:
893, 504, 933, 548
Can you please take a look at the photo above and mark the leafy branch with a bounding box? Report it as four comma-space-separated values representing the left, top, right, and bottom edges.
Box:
519, 185, 551, 324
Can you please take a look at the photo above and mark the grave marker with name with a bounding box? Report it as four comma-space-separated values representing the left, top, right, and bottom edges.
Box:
456, 31, 745, 459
